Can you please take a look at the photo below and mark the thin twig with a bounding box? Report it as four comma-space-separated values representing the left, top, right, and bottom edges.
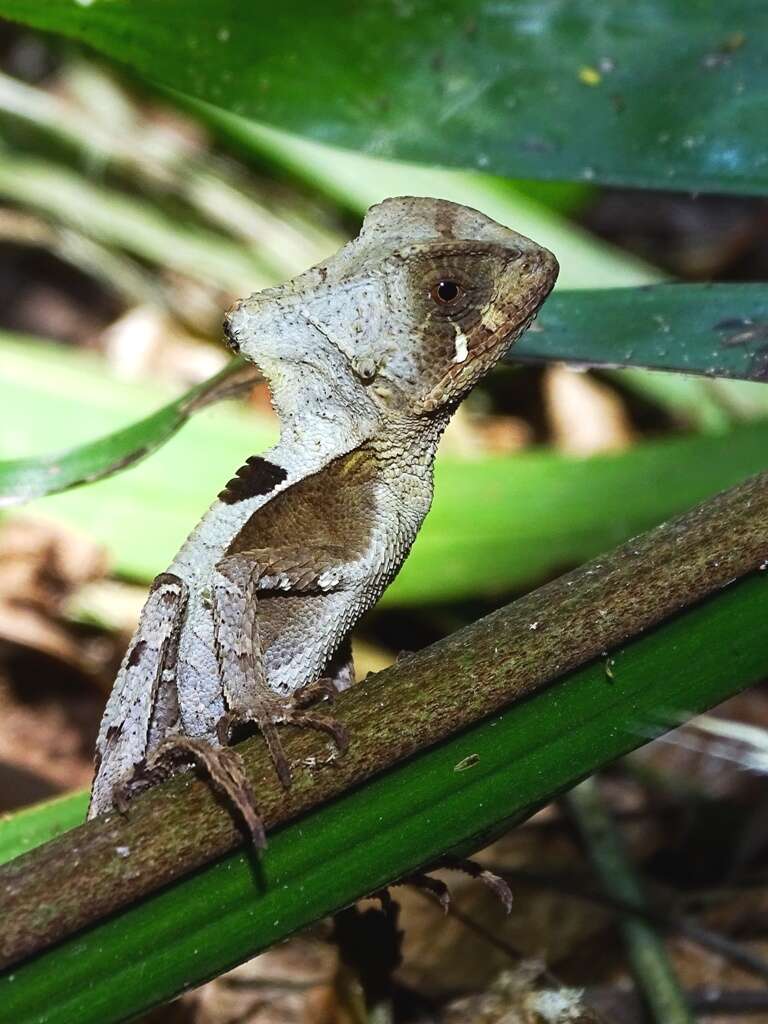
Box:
482, 865, 768, 984
566, 777, 695, 1024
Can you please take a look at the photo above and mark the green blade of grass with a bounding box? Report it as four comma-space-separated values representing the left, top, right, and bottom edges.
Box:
0, 67, 345, 283
568, 778, 695, 1024
0, 1, 764, 193
0, 470, 766, 1023
0, 352, 260, 507
0, 153, 271, 294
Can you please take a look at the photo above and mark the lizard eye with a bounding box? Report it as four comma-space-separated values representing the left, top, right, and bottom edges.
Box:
431, 280, 462, 304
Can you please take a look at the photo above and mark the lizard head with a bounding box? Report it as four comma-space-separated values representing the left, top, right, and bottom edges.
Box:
355, 197, 559, 416
223, 197, 558, 433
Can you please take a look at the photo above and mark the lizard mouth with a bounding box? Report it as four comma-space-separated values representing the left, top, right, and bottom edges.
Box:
414, 274, 555, 414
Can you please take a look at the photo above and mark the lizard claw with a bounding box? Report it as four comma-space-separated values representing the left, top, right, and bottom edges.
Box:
216, 695, 349, 793
437, 855, 514, 914
394, 872, 451, 913
289, 709, 350, 756
216, 707, 292, 789
379, 857, 513, 916
146, 736, 267, 848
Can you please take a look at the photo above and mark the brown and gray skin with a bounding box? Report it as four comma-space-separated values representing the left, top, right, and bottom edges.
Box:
89, 197, 558, 845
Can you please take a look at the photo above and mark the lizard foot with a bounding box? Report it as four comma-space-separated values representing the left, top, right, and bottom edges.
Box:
291, 676, 340, 708
391, 856, 513, 915
216, 692, 349, 791
147, 735, 267, 849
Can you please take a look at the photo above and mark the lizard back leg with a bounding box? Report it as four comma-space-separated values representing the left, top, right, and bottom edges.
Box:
92, 574, 263, 847
88, 573, 187, 817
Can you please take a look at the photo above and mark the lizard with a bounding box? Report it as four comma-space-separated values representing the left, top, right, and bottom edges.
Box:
88, 196, 559, 846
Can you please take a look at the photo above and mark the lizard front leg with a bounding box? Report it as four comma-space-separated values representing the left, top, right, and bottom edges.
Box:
212, 547, 351, 788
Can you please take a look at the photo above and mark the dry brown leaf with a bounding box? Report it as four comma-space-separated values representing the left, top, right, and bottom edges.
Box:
544, 366, 634, 455
187, 939, 340, 1024
0, 517, 110, 674
443, 962, 603, 1023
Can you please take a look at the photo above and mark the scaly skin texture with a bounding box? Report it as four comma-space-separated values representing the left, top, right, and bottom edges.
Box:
89, 196, 558, 841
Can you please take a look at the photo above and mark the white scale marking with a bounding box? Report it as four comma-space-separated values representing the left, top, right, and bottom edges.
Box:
452, 323, 469, 363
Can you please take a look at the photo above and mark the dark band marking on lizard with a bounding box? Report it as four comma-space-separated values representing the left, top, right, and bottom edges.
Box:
218, 456, 288, 504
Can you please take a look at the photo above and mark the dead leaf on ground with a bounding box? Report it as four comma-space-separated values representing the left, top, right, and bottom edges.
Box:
443, 961, 603, 1023
184, 938, 341, 1024
0, 517, 110, 675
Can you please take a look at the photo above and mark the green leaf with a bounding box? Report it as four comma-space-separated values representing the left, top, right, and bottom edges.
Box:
0, 793, 88, 867
0, 153, 271, 294
0, 1, 764, 193
526, 285, 768, 382
0, 68, 346, 287
567, 778, 695, 1024
1, 333, 767, 600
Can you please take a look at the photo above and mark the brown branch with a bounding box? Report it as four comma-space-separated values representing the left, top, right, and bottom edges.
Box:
0, 470, 766, 968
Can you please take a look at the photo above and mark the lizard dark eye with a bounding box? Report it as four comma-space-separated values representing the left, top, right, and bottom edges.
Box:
432, 280, 461, 304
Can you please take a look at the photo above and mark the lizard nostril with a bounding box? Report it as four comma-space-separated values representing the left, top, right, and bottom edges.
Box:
223, 318, 241, 353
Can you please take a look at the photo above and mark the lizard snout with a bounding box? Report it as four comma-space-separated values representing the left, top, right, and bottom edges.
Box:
222, 303, 245, 354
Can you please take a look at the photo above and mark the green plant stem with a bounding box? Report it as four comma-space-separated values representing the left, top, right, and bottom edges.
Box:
0, 472, 766, 1024
567, 777, 695, 1024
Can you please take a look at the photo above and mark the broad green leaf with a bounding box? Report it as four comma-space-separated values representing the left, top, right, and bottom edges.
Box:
0, 1, 765, 193
1, 335, 767, 602
1, 569, 766, 1023
526, 285, 768, 382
